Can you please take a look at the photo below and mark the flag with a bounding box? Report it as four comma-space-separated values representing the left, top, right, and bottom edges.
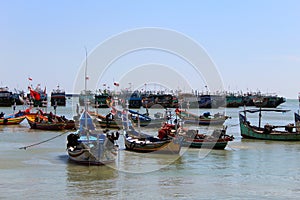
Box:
28, 86, 41, 100
28, 77, 32, 81
86, 76, 89, 80
43, 86, 46, 94
114, 82, 119, 87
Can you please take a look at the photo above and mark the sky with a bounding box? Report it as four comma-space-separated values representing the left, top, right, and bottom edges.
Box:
1, 0, 300, 98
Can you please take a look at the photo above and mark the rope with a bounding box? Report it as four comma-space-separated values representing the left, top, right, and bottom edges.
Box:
19, 131, 69, 150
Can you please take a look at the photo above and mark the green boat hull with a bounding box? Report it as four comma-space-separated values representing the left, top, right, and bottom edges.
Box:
239, 114, 300, 141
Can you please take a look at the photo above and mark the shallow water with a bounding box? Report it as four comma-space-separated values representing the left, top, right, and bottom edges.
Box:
1, 99, 300, 199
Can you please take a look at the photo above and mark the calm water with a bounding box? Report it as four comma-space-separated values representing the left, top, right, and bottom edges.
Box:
1, 99, 300, 199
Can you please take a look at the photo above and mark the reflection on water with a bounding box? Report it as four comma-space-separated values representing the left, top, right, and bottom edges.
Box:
66, 162, 119, 198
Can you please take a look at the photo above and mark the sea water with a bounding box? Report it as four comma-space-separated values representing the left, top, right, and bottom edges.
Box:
0, 99, 300, 199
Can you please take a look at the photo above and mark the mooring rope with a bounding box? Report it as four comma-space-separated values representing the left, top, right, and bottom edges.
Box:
19, 131, 69, 150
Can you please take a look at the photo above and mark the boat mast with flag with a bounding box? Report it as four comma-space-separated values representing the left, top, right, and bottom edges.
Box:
66, 49, 119, 165
27, 78, 47, 107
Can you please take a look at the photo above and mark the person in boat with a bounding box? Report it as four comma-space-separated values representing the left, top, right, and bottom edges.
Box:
285, 123, 294, 132
15, 110, 24, 117
67, 133, 81, 151
0, 112, 4, 118
105, 112, 114, 127
202, 112, 211, 118
263, 123, 274, 134
158, 125, 176, 140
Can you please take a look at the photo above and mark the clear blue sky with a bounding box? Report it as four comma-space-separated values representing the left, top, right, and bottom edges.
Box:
1, 0, 300, 98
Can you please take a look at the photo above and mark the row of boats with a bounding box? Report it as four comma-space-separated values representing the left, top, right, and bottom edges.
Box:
0, 85, 286, 109
67, 105, 300, 165
2, 101, 300, 166
0, 85, 66, 107
81, 90, 286, 109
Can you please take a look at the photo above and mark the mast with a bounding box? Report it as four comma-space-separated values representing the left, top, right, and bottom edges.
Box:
258, 107, 262, 128
84, 47, 89, 143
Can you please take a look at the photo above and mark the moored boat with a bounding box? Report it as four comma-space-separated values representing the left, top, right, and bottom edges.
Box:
25, 113, 65, 130
239, 108, 300, 141
0, 86, 12, 107
124, 128, 181, 154
50, 85, 66, 106
175, 108, 229, 126
159, 123, 233, 150
252, 96, 286, 108
0, 113, 26, 125
67, 111, 119, 165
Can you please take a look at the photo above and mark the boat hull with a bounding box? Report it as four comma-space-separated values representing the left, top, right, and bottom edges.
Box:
182, 139, 228, 150
124, 135, 181, 154
26, 115, 65, 130
67, 149, 115, 166
0, 116, 26, 125
239, 113, 300, 141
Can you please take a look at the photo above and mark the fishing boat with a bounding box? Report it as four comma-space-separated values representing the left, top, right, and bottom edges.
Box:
27, 85, 48, 107
159, 123, 233, 150
0, 86, 12, 107
79, 90, 94, 106
94, 92, 111, 108
252, 95, 286, 108
175, 108, 229, 126
67, 49, 119, 165
239, 108, 300, 141
124, 128, 181, 154
26, 109, 75, 130
67, 111, 119, 165
141, 93, 177, 108
0, 112, 26, 125
50, 85, 66, 106
25, 112, 65, 130
92, 110, 123, 129
122, 105, 181, 154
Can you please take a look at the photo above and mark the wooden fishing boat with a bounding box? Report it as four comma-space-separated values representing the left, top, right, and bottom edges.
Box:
175, 108, 229, 126
128, 109, 166, 128
0, 108, 32, 125
67, 51, 119, 165
25, 113, 65, 130
0, 115, 26, 125
159, 124, 233, 150
67, 111, 119, 165
124, 129, 181, 154
93, 112, 123, 129
239, 108, 300, 141
26, 110, 76, 130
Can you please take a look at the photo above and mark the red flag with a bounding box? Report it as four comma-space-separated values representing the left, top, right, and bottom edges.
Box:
28, 86, 41, 100
28, 77, 33, 81
114, 82, 119, 86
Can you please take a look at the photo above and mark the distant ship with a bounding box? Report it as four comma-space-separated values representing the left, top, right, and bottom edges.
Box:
0, 86, 12, 107
51, 85, 66, 106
